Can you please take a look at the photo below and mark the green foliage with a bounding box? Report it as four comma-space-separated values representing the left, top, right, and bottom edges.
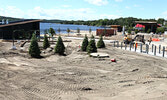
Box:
81, 35, 88, 51
55, 36, 65, 55
87, 35, 97, 53
77, 28, 80, 34
43, 34, 50, 49
156, 27, 165, 33
89, 28, 92, 34
103, 28, 107, 36
97, 35, 105, 48
142, 28, 145, 33
67, 28, 70, 33
157, 18, 165, 25
29, 33, 41, 58
128, 28, 131, 34
147, 29, 151, 33
135, 29, 138, 34
58, 28, 61, 33
49, 28, 56, 37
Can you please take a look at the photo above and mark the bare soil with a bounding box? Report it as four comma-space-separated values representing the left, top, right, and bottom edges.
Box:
0, 38, 167, 100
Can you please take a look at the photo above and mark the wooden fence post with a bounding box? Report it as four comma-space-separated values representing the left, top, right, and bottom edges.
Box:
117, 41, 119, 48
135, 43, 137, 52
114, 41, 115, 47
121, 42, 123, 49
140, 43, 142, 53
154, 45, 156, 55
130, 43, 132, 51
159, 45, 161, 54
152, 44, 154, 53
163, 46, 165, 57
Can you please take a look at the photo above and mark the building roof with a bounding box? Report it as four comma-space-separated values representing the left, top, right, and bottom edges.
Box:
135, 21, 157, 24
0, 19, 41, 28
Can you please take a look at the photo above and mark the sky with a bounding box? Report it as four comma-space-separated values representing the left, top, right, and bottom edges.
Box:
0, 0, 167, 20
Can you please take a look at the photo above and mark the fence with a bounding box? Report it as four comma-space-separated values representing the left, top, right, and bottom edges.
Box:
111, 41, 167, 58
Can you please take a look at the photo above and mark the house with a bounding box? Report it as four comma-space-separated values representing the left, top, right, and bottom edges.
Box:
0, 19, 41, 39
135, 21, 158, 33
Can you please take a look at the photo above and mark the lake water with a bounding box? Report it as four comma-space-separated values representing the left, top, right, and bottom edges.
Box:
40, 23, 104, 34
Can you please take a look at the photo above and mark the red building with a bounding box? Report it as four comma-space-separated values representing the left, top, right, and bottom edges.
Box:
96, 29, 115, 36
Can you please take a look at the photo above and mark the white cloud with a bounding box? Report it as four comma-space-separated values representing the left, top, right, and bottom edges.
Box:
125, 6, 130, 9
84, 0, 108, 6
0, 6, 120, 20
161, 11, 167, 19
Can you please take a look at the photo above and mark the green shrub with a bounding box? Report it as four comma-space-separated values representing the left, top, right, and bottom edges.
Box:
147, 29, 151, 33
87, 35, 97, 53
81, 35, 88, 51
55, 36, 65, 55
43, 34, 50, 49
97, 35, 105, 48
29, 33, 41, 58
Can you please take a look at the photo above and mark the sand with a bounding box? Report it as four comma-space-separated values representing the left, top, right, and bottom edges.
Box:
0, 34, 167, 100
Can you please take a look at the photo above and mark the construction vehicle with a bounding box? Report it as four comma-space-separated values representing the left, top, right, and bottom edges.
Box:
123, 34, 145, 44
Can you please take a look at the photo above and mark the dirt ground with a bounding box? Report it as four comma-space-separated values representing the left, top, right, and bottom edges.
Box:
0, 37, 167, 100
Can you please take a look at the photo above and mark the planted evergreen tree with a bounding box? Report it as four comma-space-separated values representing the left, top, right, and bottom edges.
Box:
87, 35, 97, 53
29, 33, 41, 58
97, 35, 105, 48
49, 28, 55, 42
81, 35, 88, 51
67, 28, 70, 36
89, 28, 92, 34
55, 36, 65, 55
43, 34, 50, 49
58, 28, 61, 34
77, 28, 80, 34
49, 28, 56, 37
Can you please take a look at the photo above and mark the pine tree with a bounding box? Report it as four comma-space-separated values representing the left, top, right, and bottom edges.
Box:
55, 36, 65, 55
43, 34, 50, 49
97, 35, 105, 48
87, 35, 97, 53
29, 33, 41, 58
81, 35, 88, 51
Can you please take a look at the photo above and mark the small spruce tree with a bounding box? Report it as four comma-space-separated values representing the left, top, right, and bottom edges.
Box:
67, 28, 70, 36
58, 28, 61, 34
29, 33, 41, 58
89, 28, 92, 34
87, 35, 97, 53
55, 36, 65, 55
81, 35, 88, 51
97, 35, 105, 48
77, 28, 80, 34
43, 34, 50, 49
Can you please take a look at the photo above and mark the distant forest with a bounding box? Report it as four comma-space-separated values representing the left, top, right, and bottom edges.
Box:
0, 16, 165, 27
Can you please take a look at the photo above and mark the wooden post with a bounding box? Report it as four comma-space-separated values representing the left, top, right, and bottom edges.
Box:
152, 44, 154, 52
163, 46, 165, 57
117, 41, 119, 48
140, 43, 142, 53
114, 41, 115, 47
154, 45, 156, 55
130, 43, 132, 51
159, 45, 161, 54
121, 42, 123, 49
146, 44, 149, 54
